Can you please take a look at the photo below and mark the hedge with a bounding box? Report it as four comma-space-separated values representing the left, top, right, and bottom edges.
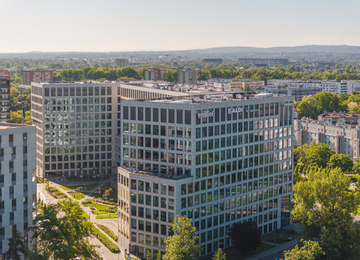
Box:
91, 224, 119, 253
98, 224, 118, 242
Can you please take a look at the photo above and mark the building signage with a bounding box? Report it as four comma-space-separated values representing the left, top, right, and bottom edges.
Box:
197, 110, 214, 118
228, 107, 243, 114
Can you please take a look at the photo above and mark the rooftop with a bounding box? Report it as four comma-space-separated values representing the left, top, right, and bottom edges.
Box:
0, 122, 33, 129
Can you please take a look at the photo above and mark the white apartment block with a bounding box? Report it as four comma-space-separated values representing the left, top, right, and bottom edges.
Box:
269, 80, 345, 94
294, 119, 360, 160
117, 93, 294, 258
0, 123, 36, 259
346, 80, 360, 95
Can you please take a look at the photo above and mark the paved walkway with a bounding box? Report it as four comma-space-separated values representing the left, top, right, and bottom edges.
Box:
243, 239, 298, 260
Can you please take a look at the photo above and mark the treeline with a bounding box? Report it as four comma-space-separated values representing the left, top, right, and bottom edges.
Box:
295, 91, 360, 119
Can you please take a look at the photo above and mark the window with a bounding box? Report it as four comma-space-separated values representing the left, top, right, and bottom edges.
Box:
23, 133, 27, 140
23, 146, 27, 153
9, 135, 13, 142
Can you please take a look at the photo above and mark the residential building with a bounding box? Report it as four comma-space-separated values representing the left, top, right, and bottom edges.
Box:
0, 78, 10, 122
144, 68, 165, 81
114, 59, 129, 68
268, 80, 342, 95
346, 80, 360, 95
317, 111, 360, 126
117, 93, 294, 258
230, 81, 265, 90
22, 69, 53, 85
294, 118, 360, 160
0, 123, 37, 259
0, 71, 10, 80
179, 68, 198, 85
202, 59, 223, 64
259, 86, 322, 102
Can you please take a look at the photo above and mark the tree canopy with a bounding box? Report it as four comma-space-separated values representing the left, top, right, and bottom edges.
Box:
163, 215, 199, 260
295, 142, 335, 168
284, 239, 324, 260
292, 167, 360, 259
327, 153, 354, 173
4, 227, 27, 260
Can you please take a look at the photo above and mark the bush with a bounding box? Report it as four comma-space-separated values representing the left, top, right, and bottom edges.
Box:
91, 224, 119, 252
36, 177, 43, 183
98, 224, 118, 242
96, 214, 117, 219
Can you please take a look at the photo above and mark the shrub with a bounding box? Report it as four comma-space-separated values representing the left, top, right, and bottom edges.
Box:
98, 224, 118, 242
91, 224, 119, 252
96, 214, 117, 219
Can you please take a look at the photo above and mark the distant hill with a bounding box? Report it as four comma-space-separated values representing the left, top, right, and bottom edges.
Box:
1, 45, 360, 60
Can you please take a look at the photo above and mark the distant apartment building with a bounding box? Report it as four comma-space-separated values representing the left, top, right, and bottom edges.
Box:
22, 69, 53, 85
0, 123, 37, 259
202, 58, 223, 64
0, 78, 10, 122
144, 68, 165, 81
230, 81, 265, 90
294, 116, 360, 160
239, 58, 289, 66
114, 59, 129, 68
179, 68, 199, 84
0, 70, 10, 80
312, 61, 335, 69
346, 81, 360, 95
268, 80, 345, 94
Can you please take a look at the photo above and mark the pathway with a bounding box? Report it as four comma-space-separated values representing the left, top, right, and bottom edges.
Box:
243, 239, 298, 260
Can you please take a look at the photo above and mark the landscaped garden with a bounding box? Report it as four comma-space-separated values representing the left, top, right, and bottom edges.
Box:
45, 185, 67, 199
82, 199, 118, 218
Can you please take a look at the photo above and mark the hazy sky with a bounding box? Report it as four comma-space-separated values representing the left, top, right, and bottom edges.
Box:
1, 0, 359, 52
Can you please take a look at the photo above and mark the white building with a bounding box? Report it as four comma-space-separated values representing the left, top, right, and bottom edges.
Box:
346, 81, 360, 95
0, 123, 36, 259
269, 80, 344, 94
117, 93, 294, 258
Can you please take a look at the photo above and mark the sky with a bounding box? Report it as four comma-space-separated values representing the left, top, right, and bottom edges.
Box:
0, 0, 359, 53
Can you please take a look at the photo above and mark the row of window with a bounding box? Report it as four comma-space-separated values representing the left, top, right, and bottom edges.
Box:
44, 160, 112, 171
43, 86, 113, 97
44, 145, 112, 154
44, 137, 112, 146
123, 123, 192, 138
44, 120, 112, 129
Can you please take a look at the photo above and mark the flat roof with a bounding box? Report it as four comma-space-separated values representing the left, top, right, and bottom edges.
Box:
0, 122, 34, 129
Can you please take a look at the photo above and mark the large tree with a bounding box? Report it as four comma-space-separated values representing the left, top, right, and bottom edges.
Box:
327, 153, 354, 173
292, 168, 360, 259
29, 199, 99, 260
296, 142, 335, 168
228, 220, 261, 254
163, 215, 199, 260
4, 227, 27, 260
284, 239, 324, 260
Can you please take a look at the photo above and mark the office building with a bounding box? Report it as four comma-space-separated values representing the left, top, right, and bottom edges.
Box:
31, 82, 189, 179
0, 123, 37, 259
202, 59, 223, 64
144, 68, 165, 81
0, 79, 10, 122
239, 58, 289, 66
22, 69, 53, 85
179, 68, 199, 85
114, 59, 129, 68
117, 93, 294, 258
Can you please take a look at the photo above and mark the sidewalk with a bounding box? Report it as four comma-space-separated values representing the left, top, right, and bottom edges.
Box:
243, 239, 298, 260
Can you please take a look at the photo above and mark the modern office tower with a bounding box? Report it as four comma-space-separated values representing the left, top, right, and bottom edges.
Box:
0, 78, 10, 122
114, 59, 129, 68
30, 82, 119, 179
117, 93, 294, 258
179, 68, 199, 84
22, 69, 53, 85
0, 123, 37, 259
144, 68, 165, 81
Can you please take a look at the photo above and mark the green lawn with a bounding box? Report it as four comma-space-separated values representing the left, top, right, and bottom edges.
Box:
81, 211, 89, 219
62, 184, 97, 191
83, 202, 111, 211
60, 186, 73, 191
262, 229, 301, 244
96, 214, 118, 219
71, 192, 85, 200
197, 244, 275, 260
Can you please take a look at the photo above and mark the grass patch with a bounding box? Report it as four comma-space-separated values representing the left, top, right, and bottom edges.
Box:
262, 229, 301, 244
197, 244, 275, 260
65, 177, 79, 182
91, 224, 119, 253
83, 202, 111, 211
96, 214, 118, 219
93, 208, 117, 214
81, 211, 89, 219
60, 186, 73, 191
36, 177, 43, 183
98, 224, 118, 242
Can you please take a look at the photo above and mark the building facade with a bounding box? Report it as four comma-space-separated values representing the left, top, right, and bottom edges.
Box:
22, 69, 53, 85
0, 123, 37, 259
179, 68, 199, 85
144, 68, 165, 81
114, 59, 129, 68
0, 71, 10, 80
117, 94, 294, 258
0, 78, 10, 122
239, 58, 289, 66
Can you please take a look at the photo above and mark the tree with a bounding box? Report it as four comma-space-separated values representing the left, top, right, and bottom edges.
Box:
29, 199, 99, 259
228, 220, 261, 254
4, 227, 27, 260
146, 250, 151, 260
297, 142, 335, 168
284, 239, 324, 260
212, 248, 226, 260
327, 154, 354, 173
353, 157, 360, 174
292, 167, 360, 259
163, 215, 199, 260
156, 250, 161, 260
